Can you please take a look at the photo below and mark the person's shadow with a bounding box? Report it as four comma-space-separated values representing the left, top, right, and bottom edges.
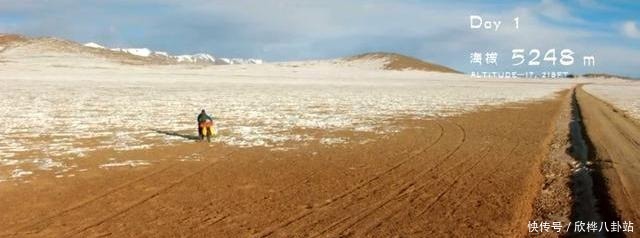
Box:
154, 130, 201, 141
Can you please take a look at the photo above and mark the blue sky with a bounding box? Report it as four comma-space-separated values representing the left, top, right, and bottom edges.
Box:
0, 0, 639, 77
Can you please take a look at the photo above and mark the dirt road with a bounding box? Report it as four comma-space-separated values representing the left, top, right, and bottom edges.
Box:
576, 87, 640, 227
0, 92, 568, 237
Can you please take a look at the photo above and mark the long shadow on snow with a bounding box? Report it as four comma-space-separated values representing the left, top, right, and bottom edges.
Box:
154, 130, 201, 141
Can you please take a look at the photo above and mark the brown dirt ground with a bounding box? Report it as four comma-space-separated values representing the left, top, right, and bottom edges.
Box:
0, 92, 569, 237
0, 34, 27, 46
576, 87, 640, 229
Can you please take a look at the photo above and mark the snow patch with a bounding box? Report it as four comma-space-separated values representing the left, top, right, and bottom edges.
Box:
11, 168, 33, 178
32, 158, 64, 170
320, 137, 348, 145
83, 42, 105, 49
0, 158, 21, 166
113, 48, 152, 57
99, 160, 151, 169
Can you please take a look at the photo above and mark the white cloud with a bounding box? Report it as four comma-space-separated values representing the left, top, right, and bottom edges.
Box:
621, 21, 640, 39
537, 0, 584, 23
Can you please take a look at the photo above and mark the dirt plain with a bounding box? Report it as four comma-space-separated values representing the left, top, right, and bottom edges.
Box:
0, 89, 605, 237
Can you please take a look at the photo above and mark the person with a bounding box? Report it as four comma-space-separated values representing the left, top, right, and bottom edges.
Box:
197, 109, 213, 141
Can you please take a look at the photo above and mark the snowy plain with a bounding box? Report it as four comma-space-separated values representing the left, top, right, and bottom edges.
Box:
583, 82, 640, 120
0, 59, 583, 183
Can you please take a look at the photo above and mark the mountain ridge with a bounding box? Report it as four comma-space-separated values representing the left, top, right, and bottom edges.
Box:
0, 34, 263, 66
83, 42, 263, 65
2, 34, 460, 73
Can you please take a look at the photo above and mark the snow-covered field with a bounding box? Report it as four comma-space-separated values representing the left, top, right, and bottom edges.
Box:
0, 61, 578, 183
584, 82, 640, 120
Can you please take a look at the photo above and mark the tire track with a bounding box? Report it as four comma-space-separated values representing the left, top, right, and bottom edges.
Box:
359, 116, 527, 236
11, 161, 179, 234
324, 123, 489, 237
143, 135, 426, 238
328, 143, 484, 237
272, 127, 424, 196
64, 154, 230, 237
444, 140, 521, 219
414, 139, 519, 217
360, 143, 501, 236
279, 121, 464, 237
184, 215, 229, 238
253, 121, 446, 237
10, 146, 227, 237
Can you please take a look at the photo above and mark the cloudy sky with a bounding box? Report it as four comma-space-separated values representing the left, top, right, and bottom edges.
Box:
1, 0, 639, 77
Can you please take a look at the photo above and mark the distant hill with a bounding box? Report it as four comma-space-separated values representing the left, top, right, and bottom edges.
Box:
345, 52, 459, 73
1, 34, 165, 65
581, 73, 636, 80
0, 34, 263, 66
3, 34, 460, 73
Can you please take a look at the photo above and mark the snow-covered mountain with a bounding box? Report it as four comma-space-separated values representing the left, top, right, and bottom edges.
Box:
84, 42, 263, 65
